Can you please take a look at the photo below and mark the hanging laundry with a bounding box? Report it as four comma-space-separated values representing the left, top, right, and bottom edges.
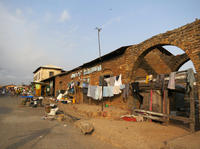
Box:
95, 86, 102, 100
120, 84, 125, 90
87, 85, 97, 99
87, 85, 102, 100
145, 75, 149, 84
186, 68, 195, 93
103, 86, 114, 97
104, 78, 111, 86
114, 74, 122, 86
110, 76, 116, 86
104, 76, 116, 86
113, 86, 121, 94
123, 84, 129, 100
131, 82, 143, 108
168, 72, 176, 90
149, 75, 153, 81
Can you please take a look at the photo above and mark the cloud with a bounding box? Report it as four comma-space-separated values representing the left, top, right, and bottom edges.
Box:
0, 3, 48, 85
0, 3, 81, 86
59, 10, 70, 22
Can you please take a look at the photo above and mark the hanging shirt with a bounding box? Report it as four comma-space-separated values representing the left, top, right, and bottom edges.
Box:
114, 74, 122, 86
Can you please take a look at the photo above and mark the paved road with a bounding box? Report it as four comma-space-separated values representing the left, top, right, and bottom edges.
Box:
0, 96, 119, 149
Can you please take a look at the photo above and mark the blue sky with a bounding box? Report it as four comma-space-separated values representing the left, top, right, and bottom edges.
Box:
0, 0, 199, 85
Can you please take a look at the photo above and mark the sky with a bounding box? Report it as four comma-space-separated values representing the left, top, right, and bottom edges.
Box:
0, 0, 199, 85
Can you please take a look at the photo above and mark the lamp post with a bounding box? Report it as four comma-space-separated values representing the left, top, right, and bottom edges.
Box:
95, 27, 102, 58
95, 27, 104, 111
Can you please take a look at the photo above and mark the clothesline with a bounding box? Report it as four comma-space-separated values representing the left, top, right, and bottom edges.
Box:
87, 74, 124, 100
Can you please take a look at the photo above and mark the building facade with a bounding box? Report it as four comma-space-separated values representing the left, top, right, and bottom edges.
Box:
33, 65, 64, 82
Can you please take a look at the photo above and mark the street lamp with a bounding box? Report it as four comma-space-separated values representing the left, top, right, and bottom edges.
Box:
95, 27, 104, 111
95, 27, 102, 58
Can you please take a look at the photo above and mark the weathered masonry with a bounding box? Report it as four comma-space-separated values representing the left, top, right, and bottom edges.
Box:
45, 19, 200, 130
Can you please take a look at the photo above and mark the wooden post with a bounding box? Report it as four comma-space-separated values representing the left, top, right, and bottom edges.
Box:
165, 90, 169, 125
161, 90, 164, 113
189, 88, 195, 132
101, 76, 104, 111
149, 80, 153, 112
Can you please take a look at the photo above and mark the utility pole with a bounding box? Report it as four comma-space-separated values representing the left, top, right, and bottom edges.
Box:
95, 27, 104, 111
95, 27, 102, 57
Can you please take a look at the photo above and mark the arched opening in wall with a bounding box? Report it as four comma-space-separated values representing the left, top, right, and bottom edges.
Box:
132, 44, 198, 130
133, 45, 196, 78
163, 45, 196, 72
178, 61, 196, 72
162, 46, 198, 129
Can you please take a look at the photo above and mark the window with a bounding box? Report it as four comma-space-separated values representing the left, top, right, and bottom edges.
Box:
49, 71, 54, 77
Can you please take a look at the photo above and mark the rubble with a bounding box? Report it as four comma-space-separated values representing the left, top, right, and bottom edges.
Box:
75, 120, 94, 135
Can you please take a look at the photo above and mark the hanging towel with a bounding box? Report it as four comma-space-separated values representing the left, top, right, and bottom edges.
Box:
95, 86, 102, 100
87, 85, 97, 99
103, 86, 114, 97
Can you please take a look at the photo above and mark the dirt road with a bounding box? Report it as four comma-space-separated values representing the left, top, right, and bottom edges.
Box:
0, 96, 119, 149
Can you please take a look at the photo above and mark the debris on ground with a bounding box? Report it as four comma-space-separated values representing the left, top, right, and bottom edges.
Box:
75, 120, 94, 135
120, 114, 144, 122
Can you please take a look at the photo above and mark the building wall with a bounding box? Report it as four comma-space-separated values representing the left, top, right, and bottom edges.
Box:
34, 68, 62, 82
54, 49, 175, 109
54, 20, 200, 112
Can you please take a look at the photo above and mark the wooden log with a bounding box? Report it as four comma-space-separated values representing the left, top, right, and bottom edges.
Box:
141, 115, 167, 122
169, 115, 192, 123
134, 109, 167, 117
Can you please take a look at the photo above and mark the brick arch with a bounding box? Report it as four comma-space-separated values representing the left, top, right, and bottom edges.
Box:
173, 55, 190, 72
125, 19, 200, 82
124, 19, 200, 122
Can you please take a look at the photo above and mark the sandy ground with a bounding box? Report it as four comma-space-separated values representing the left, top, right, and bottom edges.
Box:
89, 119, 189, 149
43, 98, 193, 149
0, 96, 119, 149
15, 97, 200, 149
